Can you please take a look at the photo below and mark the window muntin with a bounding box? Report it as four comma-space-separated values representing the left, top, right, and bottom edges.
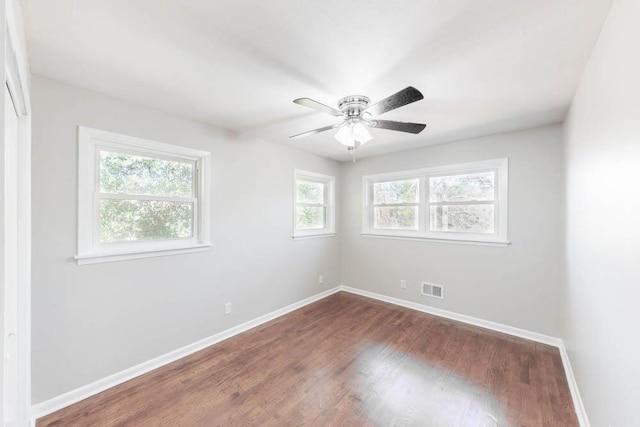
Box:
362, 159, 508, 245
294, 170, 335, 238
77, 127, 211, 264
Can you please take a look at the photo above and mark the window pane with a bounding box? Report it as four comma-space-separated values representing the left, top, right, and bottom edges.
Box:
296, 180, 325, 204
100, 151, 194, 197
430, 204, 494, 233
296, 206, 325, 229
373, 206, 418, 230
373, 179, 419, 204
430, 172, 495, 203
99, 199, 194, 243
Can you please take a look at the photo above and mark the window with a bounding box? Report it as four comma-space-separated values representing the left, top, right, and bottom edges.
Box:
362, 159, 508, 245
293, 170, 336, 239
372, 178, 420, 230
76, 127, 211, 264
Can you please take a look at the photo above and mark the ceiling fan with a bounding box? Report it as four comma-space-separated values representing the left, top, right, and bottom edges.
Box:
290, 86, 427, 153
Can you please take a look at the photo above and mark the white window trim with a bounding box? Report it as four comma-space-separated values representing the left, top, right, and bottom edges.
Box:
76, 126, 212, 265
293, 169, 336, 240
362, 158, 509, 246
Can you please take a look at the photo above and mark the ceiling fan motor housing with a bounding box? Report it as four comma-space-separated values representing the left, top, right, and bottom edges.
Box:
338, 95, 370, 118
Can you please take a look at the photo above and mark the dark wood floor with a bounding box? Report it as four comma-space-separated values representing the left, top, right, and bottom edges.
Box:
38, 292, 577, 426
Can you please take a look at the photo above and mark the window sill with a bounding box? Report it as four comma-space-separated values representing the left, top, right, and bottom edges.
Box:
360, 232, 510, 247
75, 243, 212, 265
292, 233, 337, 241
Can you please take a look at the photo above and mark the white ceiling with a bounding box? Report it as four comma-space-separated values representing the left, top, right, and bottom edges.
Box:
23, 0, 612, 161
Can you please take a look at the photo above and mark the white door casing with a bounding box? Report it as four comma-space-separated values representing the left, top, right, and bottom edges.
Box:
3, 0, 32, 425
3, 84, 19, 427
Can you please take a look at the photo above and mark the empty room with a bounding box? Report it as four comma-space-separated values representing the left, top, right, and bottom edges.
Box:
1, 0, 638, 426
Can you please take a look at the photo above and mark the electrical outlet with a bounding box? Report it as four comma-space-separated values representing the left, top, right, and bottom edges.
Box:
318, 275, 324, 284
400, 280, 407, 289
224, 302, 232, 315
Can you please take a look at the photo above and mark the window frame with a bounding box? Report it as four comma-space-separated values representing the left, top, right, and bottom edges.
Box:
76, 126, 212, 265
362, 158, 509, 246
293, 169, 336, 240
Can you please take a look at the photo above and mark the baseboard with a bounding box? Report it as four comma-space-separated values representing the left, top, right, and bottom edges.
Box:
339, 286, 562, 347
339, 285, 589, 427
558, 342, 590, 427
30, 286, 341, 423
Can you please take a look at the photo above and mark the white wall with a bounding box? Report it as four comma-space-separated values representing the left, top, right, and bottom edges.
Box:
340, 125, 565, 337
30, 75, 341, 404
563, 0, 640, 424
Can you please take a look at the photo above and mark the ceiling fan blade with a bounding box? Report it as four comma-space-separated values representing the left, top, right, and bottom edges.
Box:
365, 86, 424, 116
370, 120, 426, 134
293, 98, 343, 117
290, 123, 342, 139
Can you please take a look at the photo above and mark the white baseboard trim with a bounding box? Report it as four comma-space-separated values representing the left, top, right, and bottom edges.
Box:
339, 286, 562, 346
558, 342, 590, 427
339, 285, 589, 427
30, 286, 341, 423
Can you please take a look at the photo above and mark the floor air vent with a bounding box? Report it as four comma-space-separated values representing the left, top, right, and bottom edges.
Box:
421, 282, 444, 299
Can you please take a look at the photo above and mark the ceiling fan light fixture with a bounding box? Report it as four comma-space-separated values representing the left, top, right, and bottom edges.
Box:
352, 122, 372, 144
334, 120, 372, 147
334, 124, 354, 146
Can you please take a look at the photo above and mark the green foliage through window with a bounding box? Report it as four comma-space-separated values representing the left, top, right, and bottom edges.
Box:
99, 200, 194, 243
430, 205, 494, 233
98, 150, 196, 243
100, 151, 194, 197
374, 206, 418, 230
430, 172, 494, 203
296, 206, 325, 230
296, 179, 326, 229
373, 179, 419, 204
296, 180, 324, 204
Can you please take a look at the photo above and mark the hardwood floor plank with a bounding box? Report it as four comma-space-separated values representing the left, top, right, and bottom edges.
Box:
37, 292, 578, 427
